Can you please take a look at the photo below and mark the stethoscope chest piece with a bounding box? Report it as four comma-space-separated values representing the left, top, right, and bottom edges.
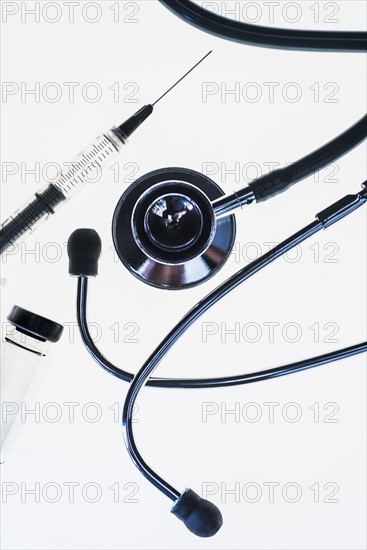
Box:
112, 167, 236, 289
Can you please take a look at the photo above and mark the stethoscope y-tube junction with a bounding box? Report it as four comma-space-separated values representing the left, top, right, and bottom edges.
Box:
160, 0, 367, 51
68, 182, 367, 537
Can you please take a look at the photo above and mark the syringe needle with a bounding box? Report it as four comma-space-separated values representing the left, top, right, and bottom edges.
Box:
152, 50, 213, 106
0, 52, 213, 255
113, 50, 213, 141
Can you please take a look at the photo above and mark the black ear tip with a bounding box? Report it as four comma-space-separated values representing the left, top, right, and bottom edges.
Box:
67, 229, 102, 276
171, 489, 223, 538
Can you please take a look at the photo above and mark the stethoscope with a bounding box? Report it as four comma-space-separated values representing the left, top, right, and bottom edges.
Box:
65, 8, 367, 539
68, 140, 367, 537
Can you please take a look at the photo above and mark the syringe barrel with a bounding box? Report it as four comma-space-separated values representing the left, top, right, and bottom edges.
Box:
0, 184, 66, 254
53, 131, 122, 198
0, 131, 123, 254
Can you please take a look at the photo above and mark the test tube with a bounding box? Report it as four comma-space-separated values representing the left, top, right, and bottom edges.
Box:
0, 306, 63, 463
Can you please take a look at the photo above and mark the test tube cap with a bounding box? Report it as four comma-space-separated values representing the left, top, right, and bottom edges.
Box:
7, 306, 64, 343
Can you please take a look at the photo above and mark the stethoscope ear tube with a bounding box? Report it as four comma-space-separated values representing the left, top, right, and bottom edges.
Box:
76, 274, 367, 389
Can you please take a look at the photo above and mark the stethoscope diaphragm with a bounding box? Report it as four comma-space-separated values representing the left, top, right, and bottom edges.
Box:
112, 167, 236, 289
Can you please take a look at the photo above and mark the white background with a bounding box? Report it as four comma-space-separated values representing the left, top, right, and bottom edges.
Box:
1, 1, 366, 549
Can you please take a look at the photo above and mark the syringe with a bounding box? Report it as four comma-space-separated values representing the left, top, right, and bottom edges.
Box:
0, 51, 212, 255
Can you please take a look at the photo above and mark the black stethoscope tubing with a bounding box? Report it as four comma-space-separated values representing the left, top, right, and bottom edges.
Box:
75, 184, 367, 501
71, 113, 367, 506
160, 0, 367, 51
77, 288, 366, 390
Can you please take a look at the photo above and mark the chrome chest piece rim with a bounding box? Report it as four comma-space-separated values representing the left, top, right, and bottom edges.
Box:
112, 167, 236, 290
